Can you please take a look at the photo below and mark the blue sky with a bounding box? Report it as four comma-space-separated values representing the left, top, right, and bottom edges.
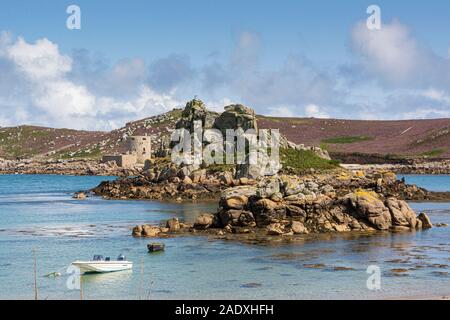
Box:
0, 0, 450, 129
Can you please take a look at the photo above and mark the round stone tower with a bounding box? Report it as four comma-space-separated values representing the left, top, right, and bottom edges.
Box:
128, 135, 152, 164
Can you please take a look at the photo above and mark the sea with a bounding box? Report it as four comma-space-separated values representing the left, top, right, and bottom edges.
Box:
0, 174, 448, 299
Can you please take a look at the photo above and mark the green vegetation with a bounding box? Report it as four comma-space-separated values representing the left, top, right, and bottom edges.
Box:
206, 163, 235, 173
145, 109, 183, 128
0, 127, 49, 158
280, 148, 340, 174
256, 115, 310, 125
420, 148, 446, 158
59, 145, 102, 160
19, 126, 52, 138
322, 136, 373, 144
1, 145, 26, 158
319, 143, 329, 151
205, 150, 243, 173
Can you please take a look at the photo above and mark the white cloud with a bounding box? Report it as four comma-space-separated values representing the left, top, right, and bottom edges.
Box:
350, 20, 420, 86
0, 34, 181, 130
33, 80, 95, 117
421, 88, 450, 104
400, 107, 450, 119
7, 37, 72, 80
147, 54, 195, 92
267, 104, 330, 119
349, 20, 450, 90
1, 24, 450, 131
304, 104, 330, 118
267, 106, 295, 117
0, 31, 12, 54
206, 97, 235, 113
231, 30, 261, 71
343, 20, 450, 120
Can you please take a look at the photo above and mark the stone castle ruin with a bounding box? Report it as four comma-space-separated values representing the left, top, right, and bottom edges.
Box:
102, 135, 152, 168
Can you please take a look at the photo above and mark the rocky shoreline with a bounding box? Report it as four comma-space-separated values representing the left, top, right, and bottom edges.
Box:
128, 170, 449, 243
3, 99, 449, 243
341, 160, 450, 175
92, 167, 450, 202
2, 157, 449, 177
0, 158, 133, 176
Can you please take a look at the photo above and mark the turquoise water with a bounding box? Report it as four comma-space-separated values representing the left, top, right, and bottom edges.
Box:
0, 174, 449, 300
398, 174, 450, 192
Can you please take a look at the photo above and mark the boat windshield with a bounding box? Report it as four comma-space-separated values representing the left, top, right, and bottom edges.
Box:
117, 254, 126, 261
93, 255, 104, 261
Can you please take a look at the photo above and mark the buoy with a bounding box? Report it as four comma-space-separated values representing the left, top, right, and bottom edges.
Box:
44, 271, 62, 278
147, 243, 165, 252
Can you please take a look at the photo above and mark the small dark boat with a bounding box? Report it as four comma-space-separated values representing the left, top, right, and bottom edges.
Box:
147, 243, 165, 253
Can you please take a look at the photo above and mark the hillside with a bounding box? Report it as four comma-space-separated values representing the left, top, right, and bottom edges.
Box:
258, 116, 450, 161
0, 109, 181, 160
1, 109, 449, 162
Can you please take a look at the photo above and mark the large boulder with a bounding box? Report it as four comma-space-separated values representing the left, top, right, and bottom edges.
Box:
218, 209, 243, 226
221, 185, 258, 200
345, 190, 392, 230
382, 172, 397, 184
213, 104, 282, 180
236, 151, 282, 179
182, 176, 193, 184
132, 225, 143, 237
223, 195, 249, 210
253, 198, 279, 211
219, 171, 234, 185
280, 175, 305, 197
290, 221, 309, 234
175, 99, 219, 133
191, 169, 207, 183
417, 212, 433, 229
256, 176, 281, 198
174, 100, 285, 179
157, 166, 178, 182
142, 225, 161, 237
73, 192, 87, 200
266, 223, 286, 236
178, 165, 195, 179
166, 218, 181, 231
213, 104, 257, 134
238, 211, 256, 227
194, 213, 215, 229
385, 198, 416, 228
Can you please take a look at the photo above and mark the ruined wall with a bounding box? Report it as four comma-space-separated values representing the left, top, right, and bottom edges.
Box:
102, 154, 137, 168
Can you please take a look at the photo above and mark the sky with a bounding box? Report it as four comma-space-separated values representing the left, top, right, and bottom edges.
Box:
1, 0, 450, 130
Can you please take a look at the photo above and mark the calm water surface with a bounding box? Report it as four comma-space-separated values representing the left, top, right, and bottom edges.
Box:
397, 174, 450, 192
0, 174, 449, 300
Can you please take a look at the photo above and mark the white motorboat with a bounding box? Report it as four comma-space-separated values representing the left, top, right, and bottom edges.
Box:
72, 254, 133, 274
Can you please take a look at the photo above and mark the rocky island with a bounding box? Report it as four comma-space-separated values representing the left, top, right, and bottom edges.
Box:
83, 99, 449, 241
1, 99, 449, 241
129, 170, 443, 242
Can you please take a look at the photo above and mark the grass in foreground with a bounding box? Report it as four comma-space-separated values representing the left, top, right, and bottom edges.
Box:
280, 148, 340, 174
322, 136, 373, 144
